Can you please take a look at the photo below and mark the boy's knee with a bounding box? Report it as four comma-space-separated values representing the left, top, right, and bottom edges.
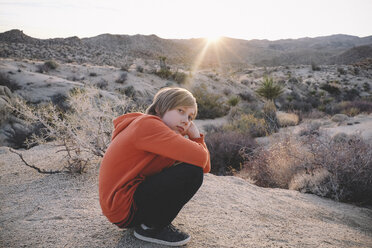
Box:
179, 163, 203, 187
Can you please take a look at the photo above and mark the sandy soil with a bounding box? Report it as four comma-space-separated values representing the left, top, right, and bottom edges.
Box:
1, 144, 371, 248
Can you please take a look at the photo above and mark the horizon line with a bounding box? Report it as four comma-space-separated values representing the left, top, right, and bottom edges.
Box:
1, 28, 372, 42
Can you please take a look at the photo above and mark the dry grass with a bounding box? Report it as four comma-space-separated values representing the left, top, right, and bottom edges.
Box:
224, 113, 268, 137
276, 111, 300, 127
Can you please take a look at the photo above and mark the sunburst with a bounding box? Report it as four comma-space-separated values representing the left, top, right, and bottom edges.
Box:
206, 36, 221, 44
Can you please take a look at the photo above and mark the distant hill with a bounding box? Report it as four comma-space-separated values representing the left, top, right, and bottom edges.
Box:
331, 44, 372, 64
1, 29, 372, 67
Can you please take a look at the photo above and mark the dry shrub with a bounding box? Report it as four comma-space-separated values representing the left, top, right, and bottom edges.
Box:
298, 121, 321, 136
328, 100, 372, 116
224, 101, 279, 138
302, 109, 326, 119
37, 60, 58, 73
342, 107, 360, 117
205, 130, 257, 175
10, 87, 131, 173
239, 132, 372, 204
0, 72, 21, 91
192, 84, 229, 119
224, 113, 268, 137
238, 135, 304, 188
262, 100, 279, 133
292, 134, 372, 204
116, 72, 128, 84
276, 111, 299, 127
289, 168, 333, 198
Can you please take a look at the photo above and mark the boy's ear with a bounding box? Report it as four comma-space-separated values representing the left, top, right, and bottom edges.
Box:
155, 107, 160, 116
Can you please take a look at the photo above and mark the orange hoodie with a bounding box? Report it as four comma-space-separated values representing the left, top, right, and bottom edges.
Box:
99, 113, 210, 226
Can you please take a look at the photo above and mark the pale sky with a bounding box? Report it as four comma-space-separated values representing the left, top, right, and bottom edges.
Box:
1, 0, 371, 41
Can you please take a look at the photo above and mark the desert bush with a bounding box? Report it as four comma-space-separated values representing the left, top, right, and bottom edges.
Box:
302, 109, 326, 119
239, 132, 372, 204
122, 85, 136, 97
95, 80, 108, 89
342, 88, 360, 101
226, 106, 243, 122
203, 124, 224, 134
342, 107, 360, 117
37, 60, 58, 73
44, 60, 58, 70
224, 113, 268, 137
337, 67, 347, 75
255, 77, 283, 101
276, 111, 299, 127
205, 130, 257, 175
320, 83, 341, 95
120, 64, 130, 71
192, 84, 229, 119
227, 95, 240, 106
10, 87, 131, 173
116, 72, 128, 84
223, 88, 232, 96
311, 62, 321, 71
238, 91, 254, 101
350, 100, 372, 113
172, 71, 188, 84
363, 82, 370, 92
329, 100, 372, 116
155, 68, 188, 84
291, 134, 372, 204
0, 72, 21, 91
155, 68, 172, 79
281, 96, 314, 113
136, 65, 144, 73
238, 135, 304, 188
298, 121, 321, 136
262, 100, 279, 134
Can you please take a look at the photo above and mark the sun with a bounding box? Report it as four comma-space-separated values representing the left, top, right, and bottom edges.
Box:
206, 36, 221, 44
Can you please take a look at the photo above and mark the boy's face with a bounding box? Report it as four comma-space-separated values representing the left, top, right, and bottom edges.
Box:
161, 106, 196, 135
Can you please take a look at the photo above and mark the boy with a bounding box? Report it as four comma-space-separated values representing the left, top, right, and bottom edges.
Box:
99, 87, 210, 246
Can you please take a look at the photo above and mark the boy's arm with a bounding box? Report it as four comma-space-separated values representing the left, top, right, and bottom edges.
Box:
134, 117, 210, 172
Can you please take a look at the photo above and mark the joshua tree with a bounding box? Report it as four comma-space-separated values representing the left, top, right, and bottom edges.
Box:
159, 56, 167, 70
255, 77, 283, 102
256, 77, 282, 132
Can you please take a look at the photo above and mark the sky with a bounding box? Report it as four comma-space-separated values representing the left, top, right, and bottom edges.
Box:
1, 0, 372, 41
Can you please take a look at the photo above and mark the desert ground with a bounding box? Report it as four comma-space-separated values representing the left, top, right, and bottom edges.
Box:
1, 144, 371, 248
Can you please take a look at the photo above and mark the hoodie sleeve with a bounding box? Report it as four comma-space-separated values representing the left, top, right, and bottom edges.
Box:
134, 116, 210, 173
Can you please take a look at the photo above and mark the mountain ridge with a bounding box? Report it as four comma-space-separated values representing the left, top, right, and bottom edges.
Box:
1, 29, 372, 67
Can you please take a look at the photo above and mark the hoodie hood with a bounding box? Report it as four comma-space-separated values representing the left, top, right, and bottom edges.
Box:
111, 112, 144, 140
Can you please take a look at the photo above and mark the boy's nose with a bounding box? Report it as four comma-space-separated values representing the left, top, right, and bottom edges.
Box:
181, 117, 189, 125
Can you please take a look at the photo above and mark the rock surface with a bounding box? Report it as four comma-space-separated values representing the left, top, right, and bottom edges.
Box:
0, 144, 371, 248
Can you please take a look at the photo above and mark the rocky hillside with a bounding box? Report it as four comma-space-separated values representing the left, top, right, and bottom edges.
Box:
331, 44, 372, 64
1, 29, 372, 67
1, 57, 371, 149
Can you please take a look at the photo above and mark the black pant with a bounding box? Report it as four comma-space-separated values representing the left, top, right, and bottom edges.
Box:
131, 163, 203, 229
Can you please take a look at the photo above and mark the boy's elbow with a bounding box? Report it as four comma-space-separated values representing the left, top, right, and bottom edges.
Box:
200, 151, 208, 165
201, 151, 210, 173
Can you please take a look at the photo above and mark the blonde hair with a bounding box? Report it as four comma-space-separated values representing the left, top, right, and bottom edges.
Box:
146, 87, 197, 119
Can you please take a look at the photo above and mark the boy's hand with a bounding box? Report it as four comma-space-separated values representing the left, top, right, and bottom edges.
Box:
186, 122, 201, 139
